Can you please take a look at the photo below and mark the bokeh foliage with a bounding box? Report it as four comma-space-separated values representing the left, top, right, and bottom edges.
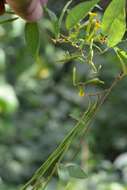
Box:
0, 0, 127, 189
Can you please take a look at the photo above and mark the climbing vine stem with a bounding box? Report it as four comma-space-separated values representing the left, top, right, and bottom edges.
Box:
21, 72, 124, 190
71, 71, 125, 161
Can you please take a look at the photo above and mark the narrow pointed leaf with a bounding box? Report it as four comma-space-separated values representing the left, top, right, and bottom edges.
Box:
67, 164, 87, 179
45, 8, 59, 38
66, 0, 100, 30
114, 47, 127, 75
25, 22, 40, 58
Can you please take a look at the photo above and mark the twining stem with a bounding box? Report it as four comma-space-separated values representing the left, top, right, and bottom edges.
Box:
21, 72, 124, 190
71, 72, 124, 161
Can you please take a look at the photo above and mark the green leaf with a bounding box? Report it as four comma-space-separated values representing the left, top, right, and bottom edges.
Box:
66, 164, 87, 179
66, 0, 100, 30
114, 47, 127, 75
59, 0, 72, 29
25, 22, 40, 58
58, 164, 70, 182
58, 163, 87, 181
45, 8, 60, 38
0, 85, 19, 114
0, 17, 18, 25
102, 0, 126, 47
85, 78, 104, 85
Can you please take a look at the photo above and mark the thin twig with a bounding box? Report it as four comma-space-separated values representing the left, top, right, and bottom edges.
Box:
71, 72, 124, 161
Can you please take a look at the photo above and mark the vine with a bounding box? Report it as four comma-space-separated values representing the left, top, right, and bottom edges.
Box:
22, 0, 127, 188
0, 0, 126, 189
21, 72, 124, 190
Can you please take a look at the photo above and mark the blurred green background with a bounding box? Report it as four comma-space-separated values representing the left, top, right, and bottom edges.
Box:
0, 0, 127, 189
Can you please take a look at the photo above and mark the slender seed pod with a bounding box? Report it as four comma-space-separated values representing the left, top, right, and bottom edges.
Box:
6, 0, 48, 21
